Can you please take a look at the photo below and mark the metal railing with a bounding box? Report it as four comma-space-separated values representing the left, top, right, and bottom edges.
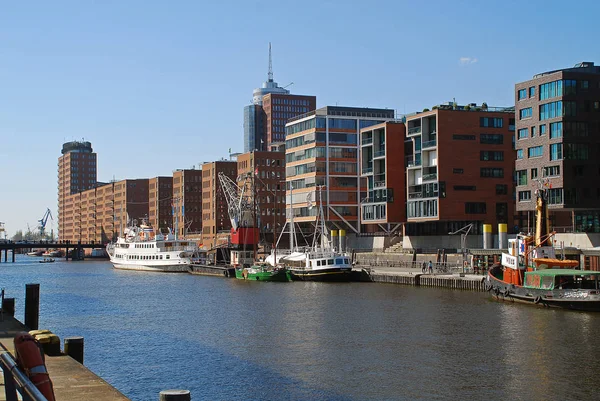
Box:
361, 137, 373, 145
361, 167, 373, 175
422, 139, 437, 149
422, 173, 438, 182
374, 181, 386, 188
374, 149, 385, 158
407, 126, 422, 135
0, 352, 49, 401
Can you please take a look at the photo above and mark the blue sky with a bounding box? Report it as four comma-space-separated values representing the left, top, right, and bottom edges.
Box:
1, 0, 598, 237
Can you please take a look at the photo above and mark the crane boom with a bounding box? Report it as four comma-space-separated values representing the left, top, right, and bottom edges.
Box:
218, 172, 252, 230
38, 208, 53, 237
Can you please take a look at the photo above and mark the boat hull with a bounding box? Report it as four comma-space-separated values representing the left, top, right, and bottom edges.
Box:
235, 267, 291, 282
289, 267, 352, 282
111, 262, 190, 273
487, 264, 600, 312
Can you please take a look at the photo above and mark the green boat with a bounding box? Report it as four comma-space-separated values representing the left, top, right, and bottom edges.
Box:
235, 264, 291, 282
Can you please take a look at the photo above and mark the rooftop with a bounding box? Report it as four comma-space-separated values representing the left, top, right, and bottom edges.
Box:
288, 105, 395, 124
533, 61, 600, 79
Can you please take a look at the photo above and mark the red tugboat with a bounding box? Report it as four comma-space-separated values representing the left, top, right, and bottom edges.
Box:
486, 180, 600, 311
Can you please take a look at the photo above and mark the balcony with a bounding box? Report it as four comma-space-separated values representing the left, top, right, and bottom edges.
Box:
374, 148, 386, 158
408, 191, 422, 199
408, 126, 422, 135
422, 173, 437, 182
374, 181, 386, 188
406, 155, 422, 168
422, 139, 437, 149
361, 137, 373, 145
361, 166, 373, 175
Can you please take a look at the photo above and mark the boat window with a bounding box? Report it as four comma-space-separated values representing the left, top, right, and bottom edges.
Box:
344, 258, 350, 264
166, 255, 170, 259
317, 260, 321, 266
160, 255, 163, 259
328, 259, 334, 265
336, 258, 344, 265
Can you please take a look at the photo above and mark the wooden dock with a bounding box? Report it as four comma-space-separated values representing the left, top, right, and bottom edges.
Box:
0, 315, 129, 401
360, 267, 487, 291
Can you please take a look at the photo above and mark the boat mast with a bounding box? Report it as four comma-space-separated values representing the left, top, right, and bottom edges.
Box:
289, 183, 295, 251
318, 185, 327, 250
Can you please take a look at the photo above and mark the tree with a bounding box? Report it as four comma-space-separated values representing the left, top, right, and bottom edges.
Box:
12, 230, 23, 241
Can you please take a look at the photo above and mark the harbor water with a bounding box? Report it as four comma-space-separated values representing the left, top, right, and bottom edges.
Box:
2, 255, 600, 400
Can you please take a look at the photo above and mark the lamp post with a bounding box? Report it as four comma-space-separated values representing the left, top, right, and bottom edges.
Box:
449, 223, 473, 274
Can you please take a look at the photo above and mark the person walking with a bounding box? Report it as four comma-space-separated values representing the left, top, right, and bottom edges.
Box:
428, 260, 433, 274
422, 261, 427, 273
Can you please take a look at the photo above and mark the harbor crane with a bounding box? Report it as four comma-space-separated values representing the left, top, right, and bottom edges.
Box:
38, 208, 53, 237
218, 172, 253, 230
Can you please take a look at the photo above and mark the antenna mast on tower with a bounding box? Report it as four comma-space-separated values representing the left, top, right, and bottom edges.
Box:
268, 42, 273, 82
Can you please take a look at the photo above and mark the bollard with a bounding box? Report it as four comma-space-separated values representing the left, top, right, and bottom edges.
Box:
64, 336, 84, 364
25, 283, 40, 330
2, 297, 15, 316
36, 334, 61, 356
159, 389, 191, 401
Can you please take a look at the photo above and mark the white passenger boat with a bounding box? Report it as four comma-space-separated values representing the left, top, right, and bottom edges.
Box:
106, 224, 198, 272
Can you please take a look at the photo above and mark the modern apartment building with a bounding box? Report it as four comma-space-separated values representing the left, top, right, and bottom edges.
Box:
515, 62, 600, 233
284, 106, 395, 236
403, 103, 515, 236
148, 176, 173, 233
243, 43, 316, 152
172, 169, 203, 237
201, 160, 237, 247
237, 151, 286, 245
58, 141, 97, 240
359, 122, 406, 231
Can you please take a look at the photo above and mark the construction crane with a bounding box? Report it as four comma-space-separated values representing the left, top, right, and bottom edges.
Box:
38, 208, 53, 237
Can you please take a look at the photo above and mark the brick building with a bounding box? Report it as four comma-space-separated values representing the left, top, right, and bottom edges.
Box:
514, 61, 600, 233
148, 176, 173, 233
359, 122, 406, 231
262, 93, 316, 151
172, 169, 203, 238
201, 160, 237, 247
237, 151, 286, 245
402, 103, 516, 237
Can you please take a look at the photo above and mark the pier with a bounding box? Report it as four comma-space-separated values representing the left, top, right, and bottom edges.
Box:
0, 242, 103, 262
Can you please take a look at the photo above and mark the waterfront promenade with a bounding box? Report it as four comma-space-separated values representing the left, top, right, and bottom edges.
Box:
0, 313, 129, 400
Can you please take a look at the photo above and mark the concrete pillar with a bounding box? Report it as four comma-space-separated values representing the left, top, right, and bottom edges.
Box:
159, 390, 191, 401
64, 336, 84, 364
483, 224, 492, 250
2, 297, 15, 316
339, 229, 346, 253
25, 283, 40, 330
498, 223, 508, 249
330, 230, 338, 251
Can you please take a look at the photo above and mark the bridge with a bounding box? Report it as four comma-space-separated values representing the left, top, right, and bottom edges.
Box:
0, 241, 107, 262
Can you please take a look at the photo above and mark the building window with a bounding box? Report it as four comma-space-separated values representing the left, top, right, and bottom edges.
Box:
516, 170, 527, 186
564, 79, 577, 95
519, 108, 532, 119
531, 168, 538, 179
496, 184, 508, 195
453, 185, 476, 191
550, 143, 562, 160
480, 117, 503, 128
518, 191, 532, 202
465, 202, 486, 214
549, 122, 562, 138
518, 128, 528, 139
540, 80, 563, 100
529, 87, 535, 98
539, 124, 546, 135
564, 121, 588, 137
531, 126, 537, 137
453, 168, 464, 174
480, 151, 504, 161
543, 165, 560, 177
580, 80, 589, 90
480, 168, 504, 178
518, 89, 527, 100
528, 146, 543, 158
548, 188, 563, 204
516, 149, 524, 159
564, 100, 577, 117
564, 143, 589, 160
452, 134, 476, 140
539, 101, 563, 120
480, 134, 503, 144
573, 165, 585, 176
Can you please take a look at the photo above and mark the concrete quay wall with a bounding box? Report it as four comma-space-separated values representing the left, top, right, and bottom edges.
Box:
364, 268, 487, 292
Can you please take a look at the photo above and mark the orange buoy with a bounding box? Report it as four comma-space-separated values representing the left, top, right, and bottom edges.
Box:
13, 332, 56, 401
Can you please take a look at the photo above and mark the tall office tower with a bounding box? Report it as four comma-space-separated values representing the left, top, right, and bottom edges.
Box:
58, 141, 97, 241
243, 43, 316, 152
172, 169, 203, 238
284, 106, 394, 236
514, 62, 600, 233
149, 176, 173, 233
